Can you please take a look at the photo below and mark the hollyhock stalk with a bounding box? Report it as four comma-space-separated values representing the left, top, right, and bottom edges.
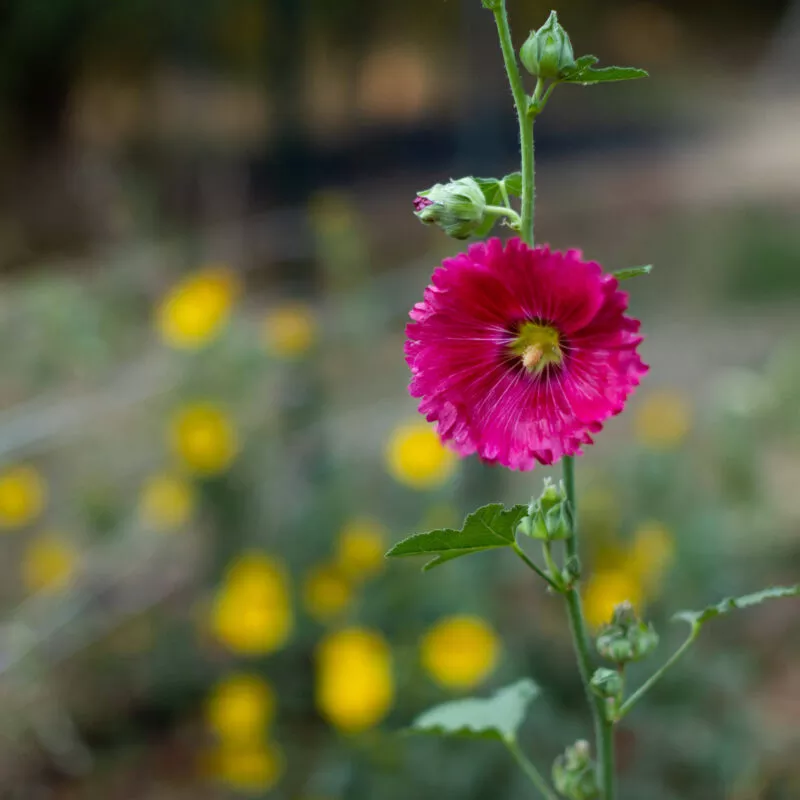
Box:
391, 5, 798, 799
491, 2, 535, 247
491, 2, 614, 796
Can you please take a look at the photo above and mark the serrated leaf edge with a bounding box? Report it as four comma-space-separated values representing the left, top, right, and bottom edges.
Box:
673, 584, 800, 628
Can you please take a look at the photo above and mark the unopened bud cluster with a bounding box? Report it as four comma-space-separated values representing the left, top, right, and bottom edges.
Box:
518, 478, 572, 542
552, 740, 599, 800
596, 601, 659, 664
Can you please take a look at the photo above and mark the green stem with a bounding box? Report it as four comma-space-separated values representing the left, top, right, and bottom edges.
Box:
562, 455, 615, 800
541, 541, 562, 587
536, 82, 558, 114
505, 738, 559, 800
616, 626, 699, 719
491, 2, 534, 245
562, 456, 578, 561
512, 543, 560, 591
485, 204, 522, 228
498, 180, 512, 209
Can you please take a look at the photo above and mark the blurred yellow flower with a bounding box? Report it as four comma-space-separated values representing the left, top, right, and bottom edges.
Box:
583, 568, 644, 630
316, 627, 393, 733
138, 473, 195, 531
0, 466, 46, 530
385, 421, 457, 490
212, 554, 294, 656
206, 674, 276, 741
262, 303, 317, 359
303, 564, 353, 623
170, 403, 239, 476
210, 740, 285, 794
627, 520, 675, 589
420, 615, 499, 691
225, 553, 291, 598
634, 391, 691, 450
336, 517, 387, 581
23, 534, 78, 593
156, 267, 239, 349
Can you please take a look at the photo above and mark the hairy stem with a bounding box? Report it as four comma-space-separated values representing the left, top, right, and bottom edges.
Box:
491, 1, 534, 245
562, 455, 615, 799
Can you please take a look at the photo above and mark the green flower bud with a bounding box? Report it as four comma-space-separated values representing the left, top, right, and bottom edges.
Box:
590, 667, 623, 700
522, 478, 571, 541
590, 667, 624, 720
552, 740, 599, 800
561, 555, 581, 587
596, 601, 659, 664
520, 11, 576, 80
413, 177, 487, 240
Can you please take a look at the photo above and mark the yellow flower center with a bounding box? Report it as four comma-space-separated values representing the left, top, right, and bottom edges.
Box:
510, 322, 563, 374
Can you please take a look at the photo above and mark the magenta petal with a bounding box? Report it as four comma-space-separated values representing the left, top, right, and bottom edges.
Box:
405, 237, 648, 470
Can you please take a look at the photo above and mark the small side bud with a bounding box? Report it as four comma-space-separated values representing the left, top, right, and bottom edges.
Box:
413, 177, 487, 240
552, 740, 599, 800
590, 667, 624, 720
520, 11, 576, 80
596, 601, 659, 664
561, 554, 582, 587
521, 478, 571, 541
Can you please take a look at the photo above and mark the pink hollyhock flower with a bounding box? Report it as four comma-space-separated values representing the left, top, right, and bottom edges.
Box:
405, 238, 647, 470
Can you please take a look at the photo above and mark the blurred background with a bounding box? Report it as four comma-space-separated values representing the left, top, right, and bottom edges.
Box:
0, 0, 798, 798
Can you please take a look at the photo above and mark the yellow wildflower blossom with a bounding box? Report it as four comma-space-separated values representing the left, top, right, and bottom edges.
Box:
385, 421, 457, 490
0, 466, 46, 530
206, 674, 276, 741
157, 267, 239, 349
303, 564, 353, 623
170, 403, 239, 476
262, 303, 317, 359
420, 615, 499, 691
211, 554, 293, 655
23, 534, 78, 593
138, 473, 195, 531
315, 627, 393, 733
224, 553, 290, 598
583, 568, 645, 630
634, 391, 691, 450
336, 517, 387, 581
210, 740, 285, 794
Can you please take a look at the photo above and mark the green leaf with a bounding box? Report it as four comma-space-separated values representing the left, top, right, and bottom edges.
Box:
674, 585, 800, 628
409, 679, 539, 742
474, 177, 503, 206
385, 503, 527, 571
560, 55, 648, 85
613, 264, 653, 280
502, 172, 522, 197
569, 55, 599, 72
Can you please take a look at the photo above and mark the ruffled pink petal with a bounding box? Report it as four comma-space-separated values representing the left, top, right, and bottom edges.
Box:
405, 237, 648, 470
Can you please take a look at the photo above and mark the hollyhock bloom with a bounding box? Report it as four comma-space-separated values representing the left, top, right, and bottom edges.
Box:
405, 238, 647, 470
